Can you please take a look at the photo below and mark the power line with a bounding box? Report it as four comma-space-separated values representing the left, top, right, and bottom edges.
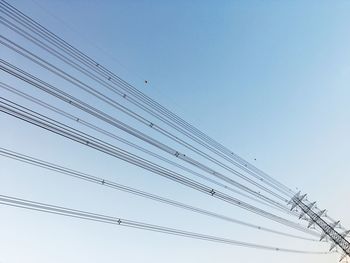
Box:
0, 0, 293, 197
0, 194, 329, 255
12, 0, 294, 196
5, 3, 332, 231
0, 57, 294, 216
0, 146, 320, 242
0, 81, 294, 214
0, 97, 320, 237
0, 0, 346, 255
0, 1, 294, 199
0, 30, 290, 206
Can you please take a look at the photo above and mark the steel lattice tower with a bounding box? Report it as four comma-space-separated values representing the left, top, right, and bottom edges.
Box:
290, 192, 350, 261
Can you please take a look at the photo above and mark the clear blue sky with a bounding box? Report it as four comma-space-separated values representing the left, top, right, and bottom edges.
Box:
1, 0, 350, 262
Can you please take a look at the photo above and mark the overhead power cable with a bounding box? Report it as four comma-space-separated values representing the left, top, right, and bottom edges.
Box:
0, 81, 329, 232
0, 0, 294, 198
0, 147, 320, 242
0, 58, 295, 216
1, 7, 339, 227
0, 0, 342, 232
0, 81, 288, 213
0, 31, 290, 206
0, 0, 297, 197
0, 4, 293, 200
0, 97, 320, 237
0, 194, 329, 255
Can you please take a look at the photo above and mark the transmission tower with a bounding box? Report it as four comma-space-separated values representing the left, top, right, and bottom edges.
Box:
289, 192, 350, 261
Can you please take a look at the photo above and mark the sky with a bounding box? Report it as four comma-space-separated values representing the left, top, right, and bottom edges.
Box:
1, 0, 350, 262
